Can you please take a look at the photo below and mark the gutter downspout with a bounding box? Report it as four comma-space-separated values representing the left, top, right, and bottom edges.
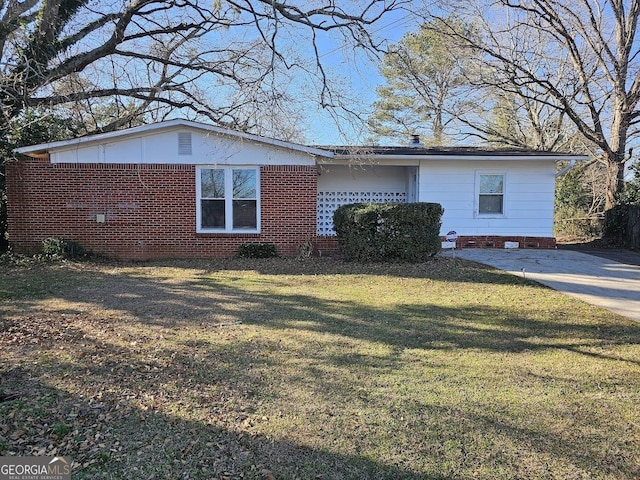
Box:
555, 159, 576, 178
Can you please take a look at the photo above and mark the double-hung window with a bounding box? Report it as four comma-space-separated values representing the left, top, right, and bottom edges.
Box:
477, 173, 505, 216
197, 166, 259, 232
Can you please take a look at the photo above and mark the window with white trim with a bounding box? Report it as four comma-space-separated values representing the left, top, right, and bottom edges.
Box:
477, 173, 505, 216
197, 166, 259, 232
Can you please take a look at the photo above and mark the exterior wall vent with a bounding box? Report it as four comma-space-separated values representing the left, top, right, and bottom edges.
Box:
178, 132, 192, 155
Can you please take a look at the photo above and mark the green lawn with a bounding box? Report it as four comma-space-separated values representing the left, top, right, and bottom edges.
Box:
0, 257, 638, 479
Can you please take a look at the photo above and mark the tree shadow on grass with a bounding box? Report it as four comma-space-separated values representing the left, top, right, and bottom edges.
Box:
2, 314, 637, 479
123, 256, 525, 285
3, 259, 638, 361
181, 274, 640, 363
2, 259, 639, 478
0, 371, 441, 480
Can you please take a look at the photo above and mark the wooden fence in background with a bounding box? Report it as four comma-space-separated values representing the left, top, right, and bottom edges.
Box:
606, 205, 640, 249
628, 205, 640, 249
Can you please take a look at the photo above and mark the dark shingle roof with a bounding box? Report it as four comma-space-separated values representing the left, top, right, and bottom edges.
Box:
314, 145, 575, 157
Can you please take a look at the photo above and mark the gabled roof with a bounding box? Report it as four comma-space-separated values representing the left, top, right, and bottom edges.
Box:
14, 119, 589, 163
14, 119, 333, 158
317, 145, 589, 161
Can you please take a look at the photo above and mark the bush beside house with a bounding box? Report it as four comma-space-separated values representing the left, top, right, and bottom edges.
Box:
333, 202, 443, 262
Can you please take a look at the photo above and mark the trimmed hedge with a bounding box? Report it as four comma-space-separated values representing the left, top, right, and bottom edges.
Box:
333, 202, 443, 262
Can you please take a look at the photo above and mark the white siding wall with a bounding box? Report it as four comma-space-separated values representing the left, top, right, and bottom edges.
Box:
317, 165, 411, 235
50, 128, 315, 166
418, 160, 555, 237
317, 165, 409, 191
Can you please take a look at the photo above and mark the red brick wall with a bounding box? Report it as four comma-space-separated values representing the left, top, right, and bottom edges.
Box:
6, 158, 317, 260
314, 236, 341, 256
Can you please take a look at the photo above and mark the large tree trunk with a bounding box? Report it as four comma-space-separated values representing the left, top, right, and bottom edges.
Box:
604, 154, 626, 210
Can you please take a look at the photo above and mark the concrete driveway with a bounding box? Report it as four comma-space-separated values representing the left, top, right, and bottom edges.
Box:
441, 248, 640, 322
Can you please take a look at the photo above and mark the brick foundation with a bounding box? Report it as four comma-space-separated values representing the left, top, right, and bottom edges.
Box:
313, 235, 556, 257
6, 158, 317, 260
314, 236, 340, 256
444, 236, 556, 249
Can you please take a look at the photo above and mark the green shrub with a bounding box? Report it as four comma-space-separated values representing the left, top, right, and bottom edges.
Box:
333, 202, 443, 262
42, 237, 86, 259
237, 242, 279, 259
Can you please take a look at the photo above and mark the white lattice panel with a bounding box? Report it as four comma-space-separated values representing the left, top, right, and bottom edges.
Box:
316, 191, 407, 235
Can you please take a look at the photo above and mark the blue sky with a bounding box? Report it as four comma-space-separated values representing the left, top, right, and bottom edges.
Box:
299, 8, 422, 145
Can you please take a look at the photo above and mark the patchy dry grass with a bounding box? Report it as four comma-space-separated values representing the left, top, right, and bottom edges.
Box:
0, 257, 639, 479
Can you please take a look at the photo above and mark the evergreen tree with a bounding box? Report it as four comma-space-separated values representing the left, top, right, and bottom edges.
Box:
369, 18, 476, 145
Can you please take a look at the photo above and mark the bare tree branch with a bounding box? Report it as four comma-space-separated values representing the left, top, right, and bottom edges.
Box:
427, 0, 640, 207
1, 0, 406, 142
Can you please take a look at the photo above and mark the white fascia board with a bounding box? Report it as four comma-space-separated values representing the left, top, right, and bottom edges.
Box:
329, 153, 590, 163
14, 119, 334, 159
318, 156, 420, 166
318, 155, 420, 166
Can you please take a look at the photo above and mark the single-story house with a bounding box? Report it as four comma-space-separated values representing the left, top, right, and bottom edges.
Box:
7, 119, 587, 260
